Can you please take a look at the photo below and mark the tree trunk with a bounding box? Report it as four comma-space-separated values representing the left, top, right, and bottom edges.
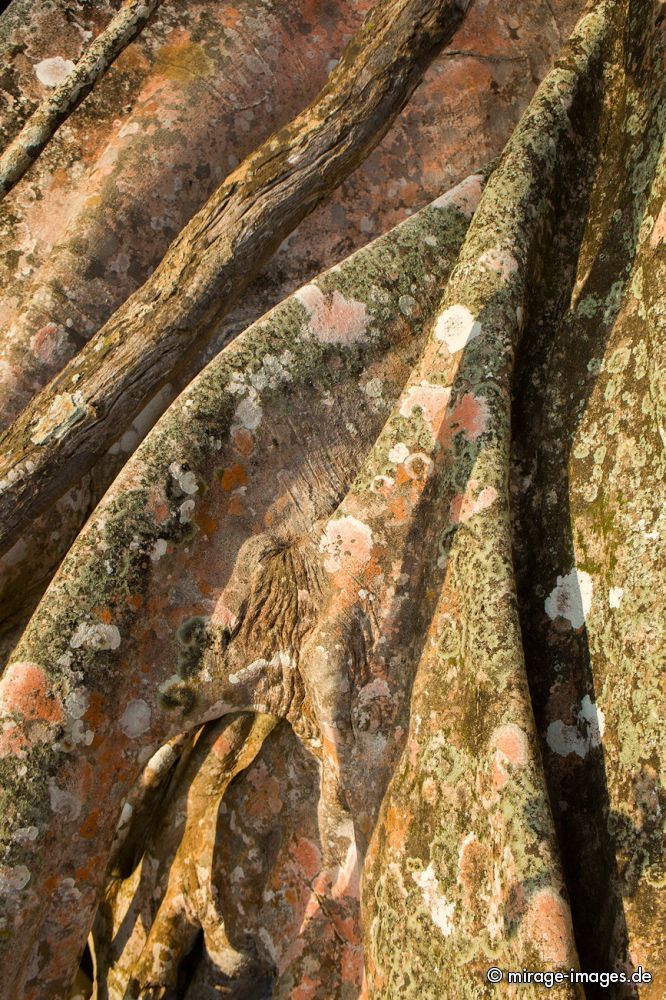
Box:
0, 0, 471, 557
0, 0, 162, 199
0, 0, 663, 998
0, 0, 575, 670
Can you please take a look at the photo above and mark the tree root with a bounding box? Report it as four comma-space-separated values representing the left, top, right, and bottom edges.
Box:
91, 713, 276, 998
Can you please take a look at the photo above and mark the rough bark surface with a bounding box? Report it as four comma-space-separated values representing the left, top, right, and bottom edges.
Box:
0, 0, 162, 199
0, 0, 471, 556
0, 1, 663, 999
0, 0, 582, 666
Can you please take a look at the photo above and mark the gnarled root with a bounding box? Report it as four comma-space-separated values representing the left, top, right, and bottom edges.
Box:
91, 713, 276, 998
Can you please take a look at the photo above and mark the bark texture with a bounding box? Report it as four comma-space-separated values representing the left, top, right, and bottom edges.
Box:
0, 0, 581, 667
0, 0, 663, 998
0, 0, 471, 556
0, 0, 162, 199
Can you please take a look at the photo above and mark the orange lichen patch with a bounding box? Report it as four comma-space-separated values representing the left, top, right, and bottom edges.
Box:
231, 426, 255, 456
447, 392, 490, 441
193, 508, 218, 535
386, 802, 410, 851
391, 465, 411, 491
291, 974, 319, 1000
491, 723, 529, 767
78, 809, 101, 840
221, 6, 243, 30
218, 494, 244, 517
521, 888, 577, 966
0, 726, 32, 756
246, 761, 283, 818
0, 662, 62, 724
83, 691, 106, 729
43, 875, 60, 894
292, 837, 322, 882
439, 56, 494, 103
387, 494, 410, 524
145, 484, 170, 524
91, 606, 114, 624
154, 39, 214, 83
126, 593, 143, 610
650, 201, 665, 247
457, 833, 492, 904
342, 945, 365, 987
449, 480, 498, 524
220, 463, 248, 492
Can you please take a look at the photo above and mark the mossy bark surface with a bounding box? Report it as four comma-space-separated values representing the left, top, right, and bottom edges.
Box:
0, 0, 471, 557
0, 1, 663, 998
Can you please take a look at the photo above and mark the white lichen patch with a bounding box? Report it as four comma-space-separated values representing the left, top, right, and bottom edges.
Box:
30, 391, 87, 445
319, 515, 373, 574
228, 658, 268, 686
434, 304, 482, 354
64, 689, 88, 719
232, 392, 263, 432
169, 461, 198, 495
546, 695, 605, 758
179, 498, 195, 524
370, 474, 394, 494
295, 284, 368, 344
248, 352, 294, 391
150, 538, 168, 562
387, 442, 410, 465
364, 378, 383, 399
545, 720, 588, 758
229, 651, 292, 687
12, 826, 38, 844
478, 246, 520, 281
0, 864, 31, 894
399, 381, 451, 436
608, 586, 624, 608
544, 568, 593, 629
34, 56, 75, 87
119, 699, 151, 739
63, 690, 94, 746
579, 694, 605, 746
412, 864, 455, 936
48, 779, 81, 820
70, 620, 121, 651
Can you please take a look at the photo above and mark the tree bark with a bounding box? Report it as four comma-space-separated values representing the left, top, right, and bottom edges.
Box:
0, 0, 162, 200
1, 0, 664, 997
0, 0, 471, 558
0, 168, 482, 999
93, 713, 277, 999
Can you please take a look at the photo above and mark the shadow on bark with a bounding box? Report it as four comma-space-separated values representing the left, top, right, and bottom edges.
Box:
511, 3, 663, 989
